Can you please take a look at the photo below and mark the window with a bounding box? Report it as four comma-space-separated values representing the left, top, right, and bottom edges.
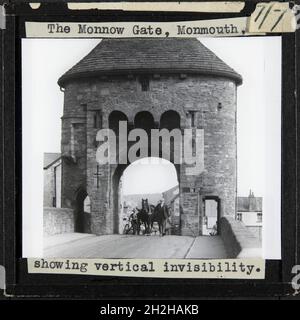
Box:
190, 111, 196, 127
139, 76, 150, 91
94, 110, 102, 129
236, 213, 242, 221
257, 213, 262, 223
81, 103, 87, 112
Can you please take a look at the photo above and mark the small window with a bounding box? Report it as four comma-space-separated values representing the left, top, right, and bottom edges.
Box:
236, 213, 242, 221
94, 110, 102, 129
257, 213, 262, 222
81, 103, 87, 112
139, 76, 150, 91
190, 111, 196, 127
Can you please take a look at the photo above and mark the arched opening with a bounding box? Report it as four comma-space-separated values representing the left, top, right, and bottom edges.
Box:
109, 110, 128, 133
74, 188, 91, 233
109, 111, 128, 160
159, 110, 181, 163
112, 157, 180, 235
160, 110, 181, 130
134, 111, 155, 134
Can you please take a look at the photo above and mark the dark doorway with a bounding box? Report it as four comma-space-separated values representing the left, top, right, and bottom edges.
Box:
74, 188, 90, 233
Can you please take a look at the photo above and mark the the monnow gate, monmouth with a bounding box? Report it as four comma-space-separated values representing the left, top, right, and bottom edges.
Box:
57, 38, 243, 236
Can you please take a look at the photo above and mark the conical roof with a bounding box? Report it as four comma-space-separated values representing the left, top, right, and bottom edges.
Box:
58, 38, 242, 87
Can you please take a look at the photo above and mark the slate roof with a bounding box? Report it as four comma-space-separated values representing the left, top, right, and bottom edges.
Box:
237, 196, 263, 212
44, 153, 61, 169
58, 38, 242, 87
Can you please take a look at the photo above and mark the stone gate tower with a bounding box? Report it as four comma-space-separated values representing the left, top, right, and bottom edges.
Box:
58, 38, 242, 236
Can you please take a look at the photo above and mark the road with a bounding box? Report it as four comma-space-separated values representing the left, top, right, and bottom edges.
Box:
44, 233, 228, 259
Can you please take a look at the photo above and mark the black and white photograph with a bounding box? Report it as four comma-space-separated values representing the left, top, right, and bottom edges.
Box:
22, 37, 281, 261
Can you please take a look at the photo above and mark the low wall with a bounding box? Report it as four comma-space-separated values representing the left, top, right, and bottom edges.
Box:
219, 216, 262, 258
44, 207, 74, 237
247, 226, 262, 242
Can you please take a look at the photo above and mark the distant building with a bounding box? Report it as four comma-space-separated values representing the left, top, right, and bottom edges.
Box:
163, 185, 180, 235
43, 153, 61, 208
236, 190, 262, 240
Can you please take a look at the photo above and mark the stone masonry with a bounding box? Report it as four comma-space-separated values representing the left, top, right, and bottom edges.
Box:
58, 39, 242, 236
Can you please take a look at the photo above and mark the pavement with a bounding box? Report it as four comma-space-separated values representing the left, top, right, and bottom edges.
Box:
44, 233, 228, 259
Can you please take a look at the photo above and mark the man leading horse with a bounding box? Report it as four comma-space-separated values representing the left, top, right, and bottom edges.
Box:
150, 199, 171, 236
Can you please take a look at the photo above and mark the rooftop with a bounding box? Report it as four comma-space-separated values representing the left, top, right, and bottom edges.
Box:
58, 38, 243, 87
237, 196, 263, 212
44, 153, 61, 169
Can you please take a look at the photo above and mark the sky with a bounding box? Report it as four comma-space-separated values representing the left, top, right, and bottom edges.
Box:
22, 37, 282, 258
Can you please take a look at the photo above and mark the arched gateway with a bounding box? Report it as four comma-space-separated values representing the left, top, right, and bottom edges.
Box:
58, 38, 242, 236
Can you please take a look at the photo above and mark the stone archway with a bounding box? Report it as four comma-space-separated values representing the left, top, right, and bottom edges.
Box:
108, 110, 182, 235
111, 158, 180, 235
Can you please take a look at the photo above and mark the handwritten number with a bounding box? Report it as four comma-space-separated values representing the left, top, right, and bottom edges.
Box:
271, 10, 287, 31
258, 4, 274, 29
254, 4, 287, 31
254, 6, 265, 22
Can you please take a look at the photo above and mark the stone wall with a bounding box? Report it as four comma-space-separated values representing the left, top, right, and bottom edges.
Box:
44, 163, 61, 208
44, 207, 74, 237
219, 216, 262, 258
61, 74, 237, 236
247, 226, 262, 242
43, 169, 55, 207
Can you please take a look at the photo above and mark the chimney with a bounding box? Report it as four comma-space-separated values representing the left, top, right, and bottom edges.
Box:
249, 189, 256, 211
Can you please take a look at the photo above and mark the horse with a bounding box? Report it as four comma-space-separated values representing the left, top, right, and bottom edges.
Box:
136, 198, 152, 235
149, 201, 170, 236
